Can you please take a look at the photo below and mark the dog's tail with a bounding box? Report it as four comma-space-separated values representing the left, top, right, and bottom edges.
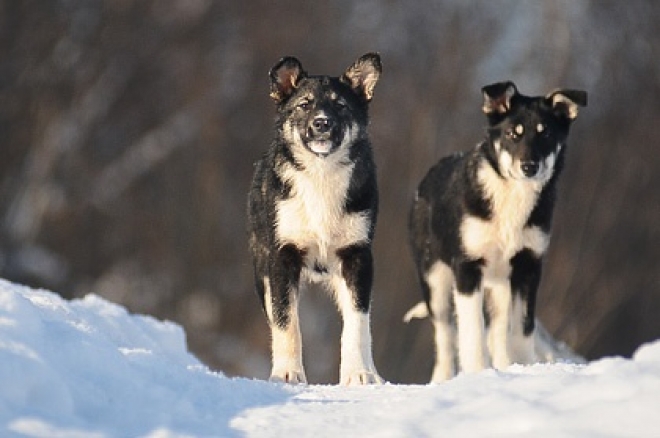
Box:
403, 301, 429, 323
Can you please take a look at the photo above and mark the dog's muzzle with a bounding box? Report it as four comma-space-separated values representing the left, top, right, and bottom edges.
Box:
306, 116, 337, 156
311, 116, 333, 134
520, 161, 539, 178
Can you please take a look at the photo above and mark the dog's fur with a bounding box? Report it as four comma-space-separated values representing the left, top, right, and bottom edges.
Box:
406, 82, 587, 382
248, 53, 383, 385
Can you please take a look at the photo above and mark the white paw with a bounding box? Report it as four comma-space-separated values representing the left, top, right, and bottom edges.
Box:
491, 355, 512, 371
430, 364, 454, 383
270, 368, 307, 384
340, 370, 384, 386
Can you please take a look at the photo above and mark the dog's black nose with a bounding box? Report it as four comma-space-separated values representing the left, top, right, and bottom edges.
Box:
521, 161, 539, 177
312, 116, 333, 133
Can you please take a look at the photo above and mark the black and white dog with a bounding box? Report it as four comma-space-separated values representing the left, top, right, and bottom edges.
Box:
248, 53, 383, 385
406, 82, 587, 382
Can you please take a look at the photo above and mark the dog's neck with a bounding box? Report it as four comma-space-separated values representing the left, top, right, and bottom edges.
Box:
479, 140, 505, 179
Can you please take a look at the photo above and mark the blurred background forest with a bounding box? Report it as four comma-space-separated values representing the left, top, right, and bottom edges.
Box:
1, 0, 659, 384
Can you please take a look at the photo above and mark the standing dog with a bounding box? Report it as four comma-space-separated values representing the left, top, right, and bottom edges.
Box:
248, 53, 383, 385
406, 82, 586, 382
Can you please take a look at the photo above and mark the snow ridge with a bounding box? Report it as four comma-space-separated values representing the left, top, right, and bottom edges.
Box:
2, 279, 660, 437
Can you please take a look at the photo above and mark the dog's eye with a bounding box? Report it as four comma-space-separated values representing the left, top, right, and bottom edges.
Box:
537, 123, 552, 138
298, 100, 311, 110
335, 99, 347, 109
506, 124, 524, 140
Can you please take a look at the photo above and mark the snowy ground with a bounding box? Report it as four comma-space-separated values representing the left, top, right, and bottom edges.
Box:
2, 279, 660, 437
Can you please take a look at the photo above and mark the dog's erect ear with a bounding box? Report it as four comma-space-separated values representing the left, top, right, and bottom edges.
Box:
269, 57, 306, 103
482, 81, 518, 115
341, 52, 382, 102
546, 89, 588, 121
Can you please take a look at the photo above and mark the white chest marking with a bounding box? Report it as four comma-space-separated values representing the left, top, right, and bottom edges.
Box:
275, 134, 370, 266
461, 162, 549, 279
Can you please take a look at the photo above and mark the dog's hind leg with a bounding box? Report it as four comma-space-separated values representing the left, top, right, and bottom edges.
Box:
426, 261, 456, 382
334, 245, 383, 385
510, 295, 537, 364
453, 259, 487, 374
509, 249, 542, 364
266, 244, 307, 384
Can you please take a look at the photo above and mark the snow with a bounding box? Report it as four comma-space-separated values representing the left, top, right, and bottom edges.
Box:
2, 278, 660, 437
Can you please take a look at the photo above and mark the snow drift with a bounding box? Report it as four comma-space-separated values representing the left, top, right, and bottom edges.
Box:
1, 278, 659, 437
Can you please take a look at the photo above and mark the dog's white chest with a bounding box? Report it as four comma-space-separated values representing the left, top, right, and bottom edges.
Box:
275, 158, 370, 262
460, 164, 550, 275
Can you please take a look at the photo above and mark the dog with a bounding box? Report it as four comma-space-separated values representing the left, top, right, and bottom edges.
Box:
247, 53, 383, 385
405, 81, 587, 382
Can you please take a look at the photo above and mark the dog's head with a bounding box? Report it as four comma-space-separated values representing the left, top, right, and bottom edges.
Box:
481, 81, 587, 182
269, 53, 381, 157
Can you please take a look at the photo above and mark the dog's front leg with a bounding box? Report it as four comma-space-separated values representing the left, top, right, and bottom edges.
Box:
335, 245, 383, 385
453, 259, 487, 374
486, 281, 513, 370
267, 244, 307, 384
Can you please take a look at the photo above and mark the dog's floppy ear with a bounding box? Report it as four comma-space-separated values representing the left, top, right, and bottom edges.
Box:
482, 81, 518, 115
269, 56, 306, 103
546, 89, 588, 121
341, 52, 382, 102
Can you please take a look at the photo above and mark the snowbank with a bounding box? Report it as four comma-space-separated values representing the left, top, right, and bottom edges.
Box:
2, 278, 659, 437
0, 279, 290, 437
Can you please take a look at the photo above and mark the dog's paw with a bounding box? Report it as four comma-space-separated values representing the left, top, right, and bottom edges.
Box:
269, 369, 307, 385
340, 370, 384, 386
430, 364, 455, 383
